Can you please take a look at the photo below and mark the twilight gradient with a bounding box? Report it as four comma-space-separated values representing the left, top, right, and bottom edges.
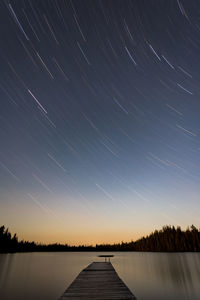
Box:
0, 0, 200, 245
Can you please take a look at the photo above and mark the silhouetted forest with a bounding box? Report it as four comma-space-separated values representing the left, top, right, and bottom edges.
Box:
1, 225, 200, 253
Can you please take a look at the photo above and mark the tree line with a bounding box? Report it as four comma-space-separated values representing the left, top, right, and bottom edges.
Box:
0, 224, 200, 253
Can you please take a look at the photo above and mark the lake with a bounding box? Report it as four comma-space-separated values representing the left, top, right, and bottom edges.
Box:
0, 252, 200, 299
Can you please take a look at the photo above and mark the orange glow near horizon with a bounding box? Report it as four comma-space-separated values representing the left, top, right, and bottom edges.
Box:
1, 188, 200, 246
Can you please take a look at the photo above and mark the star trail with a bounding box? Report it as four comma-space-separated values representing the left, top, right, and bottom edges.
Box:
0, 0, 200, 245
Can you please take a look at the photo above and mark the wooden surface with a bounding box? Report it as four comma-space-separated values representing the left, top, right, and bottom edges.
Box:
59, 262, 137, 299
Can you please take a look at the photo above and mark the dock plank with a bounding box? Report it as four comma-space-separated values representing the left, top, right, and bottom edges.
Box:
59, 262, 137, 299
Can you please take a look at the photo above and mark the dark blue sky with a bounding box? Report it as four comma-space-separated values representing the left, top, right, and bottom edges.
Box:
0, 0, 200, 244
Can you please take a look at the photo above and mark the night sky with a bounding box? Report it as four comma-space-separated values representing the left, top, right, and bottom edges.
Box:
0, 0, 200, 245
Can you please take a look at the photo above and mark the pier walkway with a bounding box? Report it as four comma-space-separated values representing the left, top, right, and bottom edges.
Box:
59, 262, 137, 299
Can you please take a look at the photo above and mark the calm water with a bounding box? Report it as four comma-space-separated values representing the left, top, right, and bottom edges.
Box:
0, 252, 200, 300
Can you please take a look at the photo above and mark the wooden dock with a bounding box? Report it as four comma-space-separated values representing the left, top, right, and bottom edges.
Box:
59, 262, 137, 299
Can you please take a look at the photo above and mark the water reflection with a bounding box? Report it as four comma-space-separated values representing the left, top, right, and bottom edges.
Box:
113, 252, 200, 300
0, 252, 200, 300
